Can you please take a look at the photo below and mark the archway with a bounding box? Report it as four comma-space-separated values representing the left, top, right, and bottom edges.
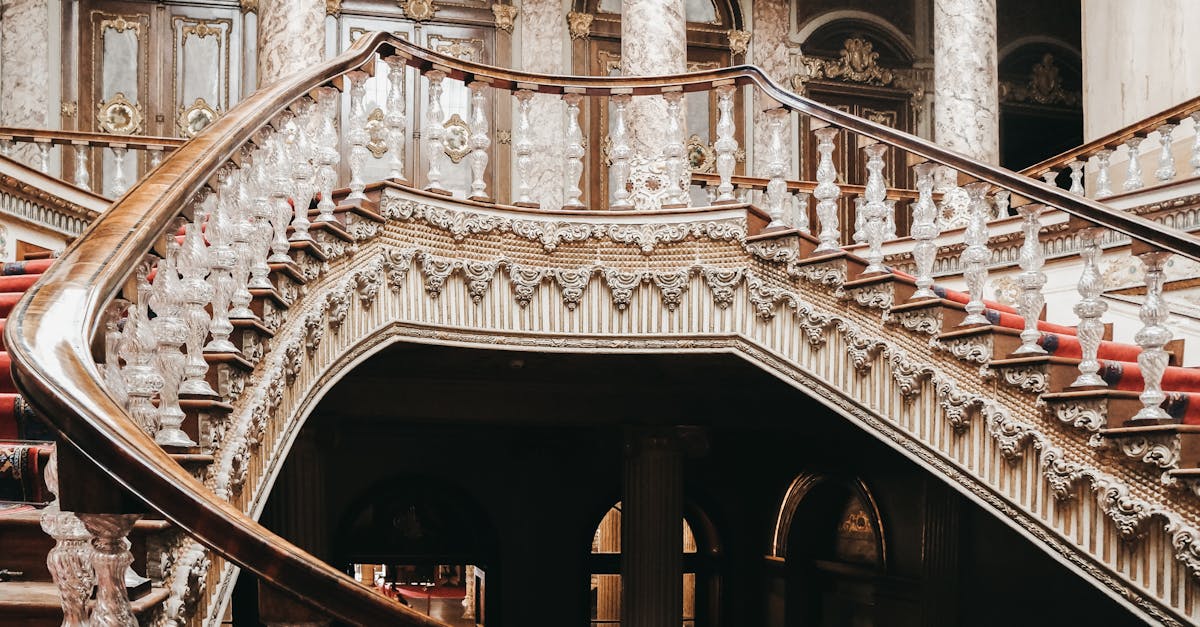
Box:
998, 42, 1084, 179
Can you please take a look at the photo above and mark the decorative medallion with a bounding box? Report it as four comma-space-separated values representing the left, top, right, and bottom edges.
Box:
177, 97, 217, 138
727, 29, 751, 56
399, 0, 437, 21
492, 4, 517, 34
366, 108, 388, 158
100, 15, 142, 34
793, 37, 895, 89
98, 92, 145, 135
685, 134, 715, 173
567, 12, 594, 40
495, 129, 512, 145
60, 102, 78, 119
442, 113, 471, 164
182, 20, 221, 39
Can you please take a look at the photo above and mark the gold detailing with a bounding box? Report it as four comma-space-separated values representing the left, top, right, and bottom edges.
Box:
239, 0, 258, 12
97, 92, 145, 135
366, 108, 388, 158
182, 19, 221, 39
863, 108, 896, 128
495, 129, 512, 145
727, 29, 751, 56
567, 12, 593, 40
326, 0, 342, 16
598, 50, 621, 74
399, 0, 437, 21
1000, 53, 1080, 107
795, 37, 895, 88
61, 102, 79, 119
177, 97, 217, 138
428, 34, 483, 60
492, 4, 517, 33
685, 134, 715, 173
100, 15, 141, 34
442, 114, 471, 164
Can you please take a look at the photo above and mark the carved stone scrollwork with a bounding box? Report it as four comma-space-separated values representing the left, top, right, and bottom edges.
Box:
983, 404, 1037, 461
554, 268, 592, 310
935, 378, 977, 433
888, 353, 928, 400
567, 12, 593, 40
799, 313, 832, 348
382, 247, 416, 291
492, 4, 517, 33
651, 270, 689, 310
463, 260, 500, 303
892, 307, 940, 336
1000, 366, 1049, 394
846, 284, 893, 311
509, 264, 545, 308
1118, 434, 1181, 469
744, 238, 798, 264
1052, 399, 1107, 433
941, 334, 991, 365
793, 258, 846, 289
701, 267, 743, 309
727, 30, 751, 56
845, 331, 882, 374
603, 268, 644, 310
1097, 483, 1154, 539
746, 273, 793, 320
421, 254, 456, 298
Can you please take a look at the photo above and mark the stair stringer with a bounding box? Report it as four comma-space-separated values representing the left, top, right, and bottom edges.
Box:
193, 189, 1200, 626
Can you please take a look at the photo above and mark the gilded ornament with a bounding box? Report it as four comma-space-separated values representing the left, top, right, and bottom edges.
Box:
239, 0, 258, 12
685, 134, 715, 173
794, 37, 895, 88
999, 53, 1080, 107
399, 0, 437, 21
727, 29, 751, 56
177, 97, 218, 138
567, 12, 594, 40
442, 113, 472, 164
60, 102, 78, 118
492, 4, 517, 33
100, 15, 142, 34
495, 129, 512, 145
182, 20, 222, 39
366, 108, 389, 158
97, 92, 145, 135
326, 0, 342, 16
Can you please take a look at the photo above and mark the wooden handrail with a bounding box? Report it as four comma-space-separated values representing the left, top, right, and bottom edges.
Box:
1020, 94, 1200, 179
691, 171, 924, 201
6, 31, 1200, 626
0, 126, 185, 150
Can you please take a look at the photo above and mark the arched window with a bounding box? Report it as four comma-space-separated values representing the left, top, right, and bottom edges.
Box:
589, 501, 720, 626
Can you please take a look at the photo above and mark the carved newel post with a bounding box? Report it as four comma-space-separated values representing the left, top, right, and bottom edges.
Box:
78, 513, 142, 627
40, 452, 95, 627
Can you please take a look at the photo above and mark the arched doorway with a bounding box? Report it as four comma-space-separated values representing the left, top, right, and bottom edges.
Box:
998, 44, 1083, 177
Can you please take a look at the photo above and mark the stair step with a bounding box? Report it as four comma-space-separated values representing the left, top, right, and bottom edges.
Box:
0, 581, 168, 625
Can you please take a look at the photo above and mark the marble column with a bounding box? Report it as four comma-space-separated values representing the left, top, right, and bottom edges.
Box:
0, 0, 50, 166
257, 0, 325, 87
751, 0, 792, 177
518, 0, 566, 209
622, 0, 687, 209
933, 0, 999, 164
621, 432, 683, 627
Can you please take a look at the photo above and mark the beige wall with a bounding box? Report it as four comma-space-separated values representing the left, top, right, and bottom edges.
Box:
1082, 0, 1200, 140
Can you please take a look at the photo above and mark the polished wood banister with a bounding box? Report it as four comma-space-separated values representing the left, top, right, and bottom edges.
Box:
1020, 93, 1200, 179
691, 171, 924, 200
0, 126, 185, 150
6, 30, 1200, 627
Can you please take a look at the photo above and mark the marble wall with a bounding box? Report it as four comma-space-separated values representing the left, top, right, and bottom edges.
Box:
0, 0, 51, 166
932, 0, 999, 164
1081, 0, 1200, 140
257, 0, 326, 87
750, 0, 792, 177
518, 0, 567, 209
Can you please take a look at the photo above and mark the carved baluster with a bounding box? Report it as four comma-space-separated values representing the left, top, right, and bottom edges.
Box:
790, 192, 811, 233
713, 84, 738, 203
1123, 136, 1144, 191
1040, 170, 1058, 187
812, 127, 842, 254
851, 196, 866, 244
1012, 203, 1048, 354
608, 93, 633, 210
992, 190, 1010, 220
662, 89, 688, 207
179, 193, 217, 396
39, 453, 95, 627
1093, 149, 1114, 198
563, 91, 585, 208
149, 226, 194, 447
148, 147, 163, 169
78, 514, 141, 627
111, 146, 129, 197
268, 126, 295, 263
861, 143, 889, 273
204, 168, 240, 353
764, 107, 790, 229
120, 258, 163, 435
229, 165, 259, 321
36, 141, 51, 173
1191, 112, 1200, 175
1071, 225, 1109, 387
513, 89, 536, 207
884, 199, 897, 239
73, 144, 91, 191
1154, 122, 1178, 182
0, 139, 12, 156
1068, 159, 1084, 195
1131, 249, 1174, 422
313, 86, 341, 224
910, 162, 940, 299
103, 300, 129, 405
288, 99, 316, 242
248, 145, 275, 290
384, 56, 408, 181
423, 69, 449, 194
345, 70, 369, 201
959, 182, 992, 326
468, 81, 492, 201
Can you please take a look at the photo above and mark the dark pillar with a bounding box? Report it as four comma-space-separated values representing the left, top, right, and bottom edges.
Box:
622, 430, 683, 627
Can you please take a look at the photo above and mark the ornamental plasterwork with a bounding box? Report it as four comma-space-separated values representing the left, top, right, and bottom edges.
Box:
97, 92, 145, 135
1000, 53, 1081, 108
796, 37, 895, 87
399, 0, 438, 21
366, 108, 388, 158
326, 0, 341, 16
491, 4, 517, 33
727, 29, 751, 56
567, 12, 594, 40
177, 98, 218, 139
100, 15, 142, 34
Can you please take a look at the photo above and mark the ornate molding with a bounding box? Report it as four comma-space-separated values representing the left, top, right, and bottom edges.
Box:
567, 12, 593, 40
727, 29, 751, 56
1000, 53, 1080, 108
399, 0, 437, 21
491, 4, 517, 33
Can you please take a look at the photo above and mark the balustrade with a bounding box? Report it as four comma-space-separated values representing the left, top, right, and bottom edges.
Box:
0, 127, 183, 197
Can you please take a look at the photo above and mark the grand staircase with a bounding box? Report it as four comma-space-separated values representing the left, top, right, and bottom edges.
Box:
2, 33, 1200, 625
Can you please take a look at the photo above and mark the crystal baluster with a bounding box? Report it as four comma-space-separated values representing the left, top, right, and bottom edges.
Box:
345, 70, 369, 201
268, 126, 295, 264
288, 99, 316, 242
313, 86, 341, 223
179, 193, 217, 396
1012, 203, 1048, 354
884, 199, 897, 239
851, 196, 866, 244
119, 258, 163, 435
149, 227, 194, 447
103, 299, 129, 405
73, 144, 90, 191
763, 107, 791, 229
662, 89, 687, 207
1154, 123, 1177, 182
563, 92, 585, 208
1191, 112, 1200, 175
1068, 159, 1084, 195
608, 93, 632, 210
468, 81, 492, 201
1123, 136, 1144, 191
1071, 225, 1109, 387
791, 192, 811, 233
229, 166, 258, 320
248, 146, 275, 290
148, 148, 163, 169
384, 56, 408, 182
1131, 249, 1174, 422
0, 139, 12, 156
1041, 170, 1057, 187
861, 143, 889, 273
713, 84, 738, 203
111, 146, 129, 197
204, 168, 240, 353
910, 163, 940, 299
39, 453, 94, 627
992, 190, 1009, 220
423, 69, 449, 194
78, 514, 140, 627
812, 127, 842, 254
959, 182, 992, 326
513, 89, 536, 206
36, 141, 51, 173
1093, 149, 1114, 198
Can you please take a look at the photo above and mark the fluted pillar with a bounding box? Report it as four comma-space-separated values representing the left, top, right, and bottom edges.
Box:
622, 431, 683, 627
933, 0, 999, 164
257, 0, 325, 87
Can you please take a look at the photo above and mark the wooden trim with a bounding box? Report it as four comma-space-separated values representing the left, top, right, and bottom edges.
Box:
0, 126, 185, 150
